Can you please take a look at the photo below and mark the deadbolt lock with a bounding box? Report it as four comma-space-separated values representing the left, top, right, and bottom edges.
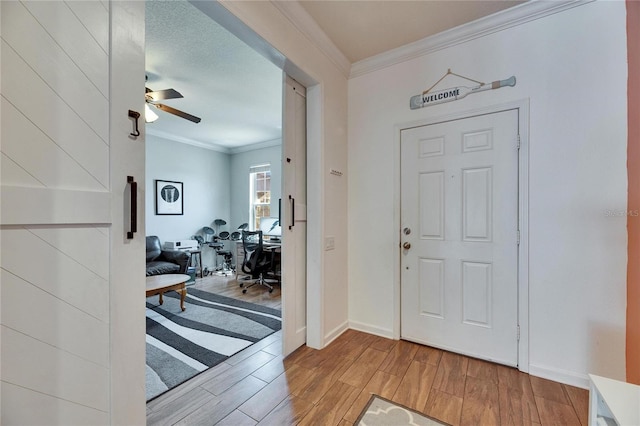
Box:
403, 227, 411, 235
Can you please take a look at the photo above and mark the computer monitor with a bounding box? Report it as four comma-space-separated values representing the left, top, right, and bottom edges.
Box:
260, 217, 281, 240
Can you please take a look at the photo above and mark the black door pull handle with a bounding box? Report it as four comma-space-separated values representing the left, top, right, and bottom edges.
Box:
289, 195, 295, 230
127, 176, 137, 239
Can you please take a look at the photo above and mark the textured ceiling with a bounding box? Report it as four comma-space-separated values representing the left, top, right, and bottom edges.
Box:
145, 0, 283, 150
299, 0, 525, 63
145, 0, 526, 150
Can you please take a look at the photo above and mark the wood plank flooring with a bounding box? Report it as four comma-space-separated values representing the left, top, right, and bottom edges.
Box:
147, 276, 588, 425
191, 272, 281, 310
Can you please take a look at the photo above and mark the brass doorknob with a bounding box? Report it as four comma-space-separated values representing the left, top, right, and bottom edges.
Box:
403, 242, 411, 249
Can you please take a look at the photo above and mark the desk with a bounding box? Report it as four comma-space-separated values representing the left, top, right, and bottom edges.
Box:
264, 244, 281, 281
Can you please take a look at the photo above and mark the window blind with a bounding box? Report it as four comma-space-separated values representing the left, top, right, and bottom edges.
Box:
249, 164, 270, 174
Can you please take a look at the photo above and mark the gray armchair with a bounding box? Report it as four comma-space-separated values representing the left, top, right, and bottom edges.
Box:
146, 236, 189, 276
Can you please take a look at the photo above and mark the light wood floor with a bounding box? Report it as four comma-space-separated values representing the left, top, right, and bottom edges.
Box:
147, 275, 588, 425
191, 271, 281, 310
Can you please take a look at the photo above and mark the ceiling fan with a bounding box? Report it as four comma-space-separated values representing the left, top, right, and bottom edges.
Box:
145, 87, 201, 124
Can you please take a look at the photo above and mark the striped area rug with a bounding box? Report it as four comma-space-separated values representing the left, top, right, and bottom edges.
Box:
145, 288, 281, 401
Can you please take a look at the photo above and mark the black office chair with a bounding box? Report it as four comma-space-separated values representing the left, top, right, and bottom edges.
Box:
239, 230, 275, 293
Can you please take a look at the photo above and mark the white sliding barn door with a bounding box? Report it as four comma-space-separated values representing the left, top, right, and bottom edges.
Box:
400, 110, 519, 366
281, 75, 307, 356
0, 1, 146, 424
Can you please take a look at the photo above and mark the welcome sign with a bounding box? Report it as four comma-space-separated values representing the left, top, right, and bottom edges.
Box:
410, 76, 516, 110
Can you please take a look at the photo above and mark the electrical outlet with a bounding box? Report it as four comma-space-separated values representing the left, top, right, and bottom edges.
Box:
325, 236, 335, 251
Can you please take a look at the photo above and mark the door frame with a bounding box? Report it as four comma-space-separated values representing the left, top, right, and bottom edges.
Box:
188, 0, 323, 353
393, 99, 530, 372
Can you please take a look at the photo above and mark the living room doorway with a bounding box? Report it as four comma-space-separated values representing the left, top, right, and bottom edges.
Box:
144, 0, 311, 401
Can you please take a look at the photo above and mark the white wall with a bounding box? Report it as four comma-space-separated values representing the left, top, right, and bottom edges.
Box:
348, 1, 628, 387
230, 144, 282, 229
146, 134, 230, 269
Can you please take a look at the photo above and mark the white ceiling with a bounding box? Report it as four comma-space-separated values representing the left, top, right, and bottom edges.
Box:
299, 0, 525, 63
145, 0, 525, 151
145, 0, 283, 151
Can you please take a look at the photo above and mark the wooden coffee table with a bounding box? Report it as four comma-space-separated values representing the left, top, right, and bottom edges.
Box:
146, 274, 190, 311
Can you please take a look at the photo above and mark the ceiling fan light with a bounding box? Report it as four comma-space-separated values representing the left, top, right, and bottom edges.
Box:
145, 103, 159, 123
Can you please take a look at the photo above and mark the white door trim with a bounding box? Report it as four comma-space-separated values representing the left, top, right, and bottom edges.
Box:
393, 99, 530, 372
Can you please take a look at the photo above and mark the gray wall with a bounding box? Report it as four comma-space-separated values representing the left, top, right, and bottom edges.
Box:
229, 144, 282, 230
146, 134, 231, 268
146, 135, 282, 270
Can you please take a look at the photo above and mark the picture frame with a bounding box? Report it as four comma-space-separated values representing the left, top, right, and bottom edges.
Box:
155, 179, 183, 215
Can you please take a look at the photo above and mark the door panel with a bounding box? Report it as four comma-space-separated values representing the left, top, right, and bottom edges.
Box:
462, 167, 492, 241
400, 110, 519, 366
462, 261, 492, 326
0, 1, 111, 422
0, 1, 145, 423
282, 76, 307, 356
419, 172, 445, 239
418, 258, 444, 317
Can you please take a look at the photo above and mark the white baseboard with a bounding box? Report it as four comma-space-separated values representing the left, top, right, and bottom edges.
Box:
319, 321, 395, 349
323, 320, 349, 347
528, 364, 590, 389
348, 320, 395, 340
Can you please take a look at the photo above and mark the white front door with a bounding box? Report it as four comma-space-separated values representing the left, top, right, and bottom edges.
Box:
281, 76, 307, 356
1, 1, 146, 423
400, 110, 519, 366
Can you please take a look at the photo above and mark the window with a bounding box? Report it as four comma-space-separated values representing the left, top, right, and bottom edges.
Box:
249, 164, 271, 230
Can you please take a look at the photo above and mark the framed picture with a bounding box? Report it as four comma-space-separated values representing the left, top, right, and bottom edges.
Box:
155, 179, 183, 215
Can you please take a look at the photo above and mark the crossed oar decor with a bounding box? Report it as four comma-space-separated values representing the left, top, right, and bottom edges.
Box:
410, 69, 516, 110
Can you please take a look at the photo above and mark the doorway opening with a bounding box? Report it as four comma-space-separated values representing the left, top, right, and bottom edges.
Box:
144, 0, 311, 402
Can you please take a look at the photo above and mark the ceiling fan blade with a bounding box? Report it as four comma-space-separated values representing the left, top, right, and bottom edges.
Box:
145, 88, 183, 101
154, 103, 201, 123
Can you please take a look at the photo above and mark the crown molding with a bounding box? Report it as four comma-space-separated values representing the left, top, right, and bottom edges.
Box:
350, 0, 593, 79
146, 128, 231, 153
229, 138, 282, 155
146, 128, 281, 155
270, 1, 351, 78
